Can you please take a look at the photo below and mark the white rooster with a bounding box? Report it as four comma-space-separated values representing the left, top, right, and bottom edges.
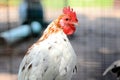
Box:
18, 6, 78, 80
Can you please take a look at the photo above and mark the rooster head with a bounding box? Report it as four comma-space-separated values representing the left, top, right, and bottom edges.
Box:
38, 6, 78, 42
57, 6, 78, 35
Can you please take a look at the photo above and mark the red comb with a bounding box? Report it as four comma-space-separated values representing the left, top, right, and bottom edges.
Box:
63, 6, 78, 22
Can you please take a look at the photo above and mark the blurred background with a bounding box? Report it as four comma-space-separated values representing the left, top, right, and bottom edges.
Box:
0, 0, 120, 80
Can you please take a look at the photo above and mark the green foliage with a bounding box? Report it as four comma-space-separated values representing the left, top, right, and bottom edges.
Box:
0, 0, 20, 6
0, 0, 113, 8
43, 0, 113, 8
69, 0, 113, 7
42, 0, 65, 8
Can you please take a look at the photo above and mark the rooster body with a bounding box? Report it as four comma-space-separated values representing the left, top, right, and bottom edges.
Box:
18, 6, 78, 80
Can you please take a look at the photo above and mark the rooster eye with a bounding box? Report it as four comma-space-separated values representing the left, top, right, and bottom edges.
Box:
65, 18, 69, 21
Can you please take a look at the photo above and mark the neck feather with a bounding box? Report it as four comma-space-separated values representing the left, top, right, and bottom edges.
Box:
37, 21, 62, 42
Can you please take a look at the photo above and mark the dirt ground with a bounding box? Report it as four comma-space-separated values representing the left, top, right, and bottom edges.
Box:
0, 6, 120, 80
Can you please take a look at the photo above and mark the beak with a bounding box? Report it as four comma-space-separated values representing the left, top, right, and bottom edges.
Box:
73, 22, 80, 26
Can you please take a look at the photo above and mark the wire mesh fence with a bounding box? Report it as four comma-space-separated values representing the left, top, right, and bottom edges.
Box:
0, 0, 120, 80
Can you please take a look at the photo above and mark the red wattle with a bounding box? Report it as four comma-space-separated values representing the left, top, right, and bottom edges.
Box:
63, 25, 76, 35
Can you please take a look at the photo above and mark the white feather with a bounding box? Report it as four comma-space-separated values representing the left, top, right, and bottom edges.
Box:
18, 22, 77, 80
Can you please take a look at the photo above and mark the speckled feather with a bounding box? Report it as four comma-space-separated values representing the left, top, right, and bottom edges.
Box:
18, 21, 77, 80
